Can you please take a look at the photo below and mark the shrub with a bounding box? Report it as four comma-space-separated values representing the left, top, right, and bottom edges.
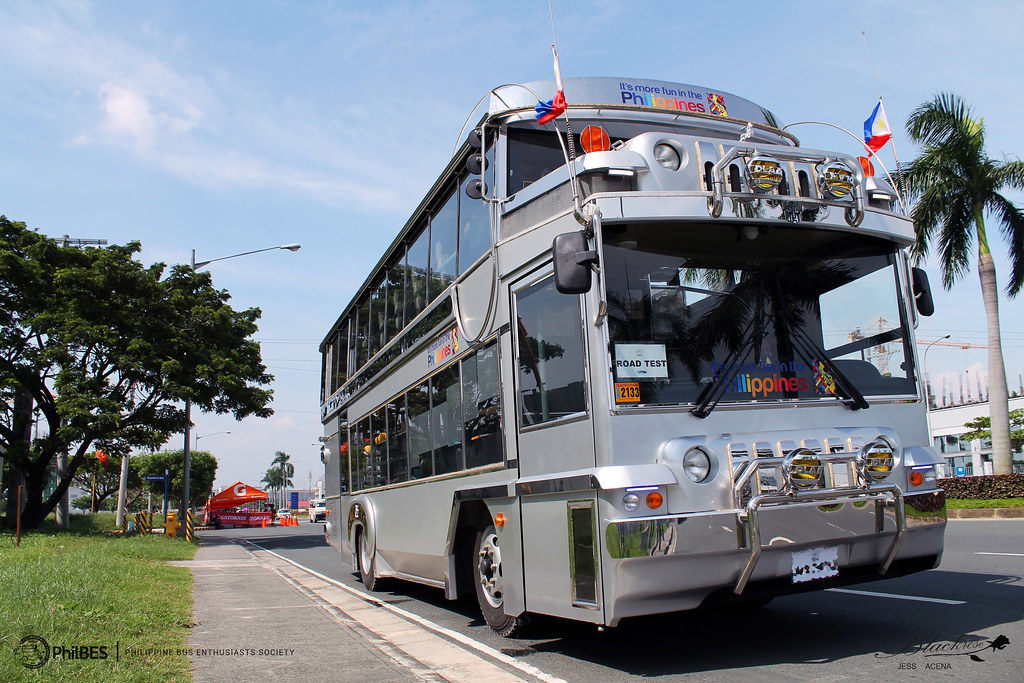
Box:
938, 473, 1024, 499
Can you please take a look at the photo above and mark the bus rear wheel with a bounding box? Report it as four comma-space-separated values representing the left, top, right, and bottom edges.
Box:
356, 530, 386, 591
474, 524, 528, 637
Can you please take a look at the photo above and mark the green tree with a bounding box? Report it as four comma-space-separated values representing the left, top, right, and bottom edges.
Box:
71, 450, 143, 513
0, 217, 272, 529
133, 450, 218, 509
903, 94, 1024, 475
961, 409, 1024, 454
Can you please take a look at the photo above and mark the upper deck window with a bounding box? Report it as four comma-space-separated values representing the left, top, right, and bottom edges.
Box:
506, 118, 780, 195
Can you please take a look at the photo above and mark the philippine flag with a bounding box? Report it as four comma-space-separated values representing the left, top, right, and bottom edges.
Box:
535, 90, 566, 124
535, 45, 567, 124
863, 100, 892, 156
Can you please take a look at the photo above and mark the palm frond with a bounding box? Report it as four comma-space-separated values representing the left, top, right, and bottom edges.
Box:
989, 193, 1024, 295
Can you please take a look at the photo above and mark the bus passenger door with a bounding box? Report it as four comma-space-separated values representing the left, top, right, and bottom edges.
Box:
510, 272, 603, 623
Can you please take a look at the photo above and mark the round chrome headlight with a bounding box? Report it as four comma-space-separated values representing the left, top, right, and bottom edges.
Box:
818, 160, 856, 199
746, 154, 783, 193
784, 448, 823, 490
622, 493, 640, 511
682, 446, 711, 483
859, 440, 895, 483
654, 143, 681, 171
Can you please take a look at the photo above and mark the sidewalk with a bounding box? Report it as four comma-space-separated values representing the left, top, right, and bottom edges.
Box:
173, 534, 421, 682
947, 507, 1024, 519
173, 534, 554, 683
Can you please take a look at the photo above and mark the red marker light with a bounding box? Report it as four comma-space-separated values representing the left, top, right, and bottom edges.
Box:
581, 126, 610, 153
857, 156, 875, 178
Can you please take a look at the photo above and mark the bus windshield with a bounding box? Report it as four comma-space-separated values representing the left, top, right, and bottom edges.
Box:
602, 224, 918, 410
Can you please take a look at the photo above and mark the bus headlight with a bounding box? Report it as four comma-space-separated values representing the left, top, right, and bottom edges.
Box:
858, 440, 895, 483
784, 448, 823, 490
654, 143, 681, 171
622, 493, 640, 511
682, 446, 712, 482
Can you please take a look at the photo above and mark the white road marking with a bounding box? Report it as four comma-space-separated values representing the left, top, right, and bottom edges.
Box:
826, 588, 965, 605
244, 540, 565, 683
975, 551, 1024, 557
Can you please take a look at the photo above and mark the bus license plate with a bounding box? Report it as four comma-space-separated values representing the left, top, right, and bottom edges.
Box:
792, 546, 839, 584
614, 382, 641, 404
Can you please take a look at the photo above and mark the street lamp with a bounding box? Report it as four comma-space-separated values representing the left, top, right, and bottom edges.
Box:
923, 334, 951, 408
195, 430, 231, 450
182, 243, 301, 520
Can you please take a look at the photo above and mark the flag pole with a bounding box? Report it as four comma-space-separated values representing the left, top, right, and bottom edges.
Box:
862, 31, 906, 205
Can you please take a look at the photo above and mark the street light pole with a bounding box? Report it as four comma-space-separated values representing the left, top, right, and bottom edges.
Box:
923, 334, 951, 409
194, 431, 231, 451
181, 243, 300, 521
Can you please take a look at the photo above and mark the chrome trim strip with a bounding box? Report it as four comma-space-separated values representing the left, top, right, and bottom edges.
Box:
454, 484, 511, 501
516, 474, 597, 497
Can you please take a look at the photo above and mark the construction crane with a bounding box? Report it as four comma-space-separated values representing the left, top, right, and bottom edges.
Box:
915, 339, 987, 349
58, 235, 108, 247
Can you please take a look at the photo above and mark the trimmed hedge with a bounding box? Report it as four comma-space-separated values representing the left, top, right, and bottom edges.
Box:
938, 473, 1024, 499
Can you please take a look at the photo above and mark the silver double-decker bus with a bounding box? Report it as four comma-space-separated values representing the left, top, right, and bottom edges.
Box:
319, 77, 946, 636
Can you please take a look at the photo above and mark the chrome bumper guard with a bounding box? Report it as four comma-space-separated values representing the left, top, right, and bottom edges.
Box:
732, 453, 906, 595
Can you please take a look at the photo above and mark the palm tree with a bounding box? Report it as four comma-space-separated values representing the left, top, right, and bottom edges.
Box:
271, 450, 295, 507
903, 93, 1024, 475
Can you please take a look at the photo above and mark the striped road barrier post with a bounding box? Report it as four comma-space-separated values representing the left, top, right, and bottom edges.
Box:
185, 510, 195, 543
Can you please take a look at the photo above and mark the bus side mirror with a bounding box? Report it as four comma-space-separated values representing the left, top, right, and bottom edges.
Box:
912, 267, 934, 317
553, 232, 597, 294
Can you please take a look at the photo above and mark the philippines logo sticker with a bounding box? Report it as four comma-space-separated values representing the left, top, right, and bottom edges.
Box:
708, 93, 728, 117
813, 360, 837, 396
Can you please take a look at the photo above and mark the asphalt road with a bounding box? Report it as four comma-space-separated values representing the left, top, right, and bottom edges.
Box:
204, 519, 1023, 681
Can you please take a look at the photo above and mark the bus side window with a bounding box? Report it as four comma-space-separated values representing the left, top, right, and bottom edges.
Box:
352, 417, 369, 491
459, 131, 494, 273
407, 380, 432, 479
431, 364, 463, 475
406, 225, 430, 324
463, 342, 502, 468
387, 397, 409, 484
432, 190, 458, 288
516, 277, 587, 426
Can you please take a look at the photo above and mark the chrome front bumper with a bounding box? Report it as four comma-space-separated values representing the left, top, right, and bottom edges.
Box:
603, 489, 945, 621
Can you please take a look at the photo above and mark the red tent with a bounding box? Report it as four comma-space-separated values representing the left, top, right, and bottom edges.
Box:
207, 482, 268, 510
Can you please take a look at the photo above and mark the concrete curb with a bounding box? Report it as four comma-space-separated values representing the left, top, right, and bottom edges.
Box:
947, 507, 1024, 519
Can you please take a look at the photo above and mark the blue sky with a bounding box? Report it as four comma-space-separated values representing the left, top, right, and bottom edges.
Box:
2, 1, 1022, 490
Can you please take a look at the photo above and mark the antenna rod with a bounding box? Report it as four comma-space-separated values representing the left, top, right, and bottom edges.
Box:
861, 31, 906, 200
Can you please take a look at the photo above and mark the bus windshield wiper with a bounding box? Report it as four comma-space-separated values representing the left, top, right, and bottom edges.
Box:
691, 317, 760, 419
786, 325, 869, 411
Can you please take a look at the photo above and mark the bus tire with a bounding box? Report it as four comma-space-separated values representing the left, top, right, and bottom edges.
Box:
356, 529, 386, 591
474, 524, 528, 637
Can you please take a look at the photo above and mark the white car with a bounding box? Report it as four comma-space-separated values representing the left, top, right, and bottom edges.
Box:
308, 498, 327, 523
275, 509, 292, 522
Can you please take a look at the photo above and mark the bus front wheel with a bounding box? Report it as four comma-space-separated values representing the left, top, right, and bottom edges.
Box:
474, 524, 528, 637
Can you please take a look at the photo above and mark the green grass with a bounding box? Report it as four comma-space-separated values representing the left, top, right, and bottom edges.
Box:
0, 513, 197, 682
946, 497, 1024, 509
